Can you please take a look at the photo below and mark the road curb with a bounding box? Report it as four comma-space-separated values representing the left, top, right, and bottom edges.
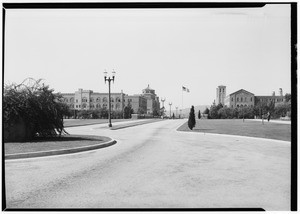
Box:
5, 139, 117, 160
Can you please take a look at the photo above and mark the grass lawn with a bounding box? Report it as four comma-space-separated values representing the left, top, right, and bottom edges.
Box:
177, 119, 291, 142
5, 135, 111, 155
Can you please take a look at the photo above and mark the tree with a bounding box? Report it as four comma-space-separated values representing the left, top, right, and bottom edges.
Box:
3, 78, 69, 142
203, 107, 209, 114
124, 104, 133, 119
209, 103, 223, 119
188, 105, 196, 130
285, 93, 291, 103
197, 110, 201, 119
274, 102, 291, 118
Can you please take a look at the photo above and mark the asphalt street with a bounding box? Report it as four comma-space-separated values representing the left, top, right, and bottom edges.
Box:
5, 119, 290, 210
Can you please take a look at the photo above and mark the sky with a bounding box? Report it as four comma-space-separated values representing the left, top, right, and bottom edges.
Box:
4, 4, 291, 109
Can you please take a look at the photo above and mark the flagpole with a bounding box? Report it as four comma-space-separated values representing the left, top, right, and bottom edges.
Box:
182, 87, 184, 118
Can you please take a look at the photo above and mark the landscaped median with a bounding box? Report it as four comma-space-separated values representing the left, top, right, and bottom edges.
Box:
5, 135, 116, 160
177, 119, 291, 142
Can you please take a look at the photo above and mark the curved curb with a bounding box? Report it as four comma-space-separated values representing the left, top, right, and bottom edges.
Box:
5, 139, 117, 160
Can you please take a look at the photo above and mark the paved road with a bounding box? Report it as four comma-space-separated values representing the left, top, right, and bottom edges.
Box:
5, 119, 290, 210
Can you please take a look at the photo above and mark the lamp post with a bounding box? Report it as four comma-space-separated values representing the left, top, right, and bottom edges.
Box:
104, 69, 116, 127
169, 102, 172, 118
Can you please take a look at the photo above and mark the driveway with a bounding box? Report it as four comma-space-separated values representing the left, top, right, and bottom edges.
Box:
5, 119, 290, 210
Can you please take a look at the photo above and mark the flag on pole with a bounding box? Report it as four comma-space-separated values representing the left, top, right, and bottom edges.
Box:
182, 86, 190, 92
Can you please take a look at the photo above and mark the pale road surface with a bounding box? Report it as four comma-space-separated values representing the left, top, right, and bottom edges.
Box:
5, 119, 290, 210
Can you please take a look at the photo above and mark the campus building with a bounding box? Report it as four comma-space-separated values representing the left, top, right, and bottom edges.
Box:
217, 85, 286, 108
142, 84, 160, 115
60, 85, 160, 116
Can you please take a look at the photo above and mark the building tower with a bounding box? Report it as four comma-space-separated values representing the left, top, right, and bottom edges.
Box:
216, 85, 226, 105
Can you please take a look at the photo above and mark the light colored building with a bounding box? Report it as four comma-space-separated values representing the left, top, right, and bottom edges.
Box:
124, 94, 147, 114
61, 89, 125, 112
222, 86, 286, 108
225, 89, 255, 108
255, 95, 286, 107
216, 85, 226, 105
61, 85, 160, 116
142, 85, 160, 115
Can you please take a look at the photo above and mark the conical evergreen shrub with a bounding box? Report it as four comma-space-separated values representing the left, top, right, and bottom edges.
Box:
188, 105, 196, 130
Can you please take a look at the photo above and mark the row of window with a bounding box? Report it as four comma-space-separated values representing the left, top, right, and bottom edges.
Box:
232, 97, 253, 102
70, 103, 122, 109
64, 97, 123, 103
230, 104, 253, 108
259, 98, 284, 102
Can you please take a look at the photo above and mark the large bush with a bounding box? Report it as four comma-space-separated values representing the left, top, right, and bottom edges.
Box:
3, 78, 69, 142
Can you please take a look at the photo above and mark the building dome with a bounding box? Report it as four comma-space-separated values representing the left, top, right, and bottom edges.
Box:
143, 84, 155, 95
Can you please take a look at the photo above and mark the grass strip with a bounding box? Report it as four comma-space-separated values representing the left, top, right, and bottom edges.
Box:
5, 135, 111, 155
177, 119, 291, 142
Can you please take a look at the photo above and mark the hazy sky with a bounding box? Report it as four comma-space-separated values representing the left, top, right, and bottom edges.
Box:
4, 4, 291, 108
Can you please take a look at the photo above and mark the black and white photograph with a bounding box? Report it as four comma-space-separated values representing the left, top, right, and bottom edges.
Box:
2, 1, 296, 211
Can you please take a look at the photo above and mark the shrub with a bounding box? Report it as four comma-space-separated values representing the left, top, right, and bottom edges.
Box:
188, 105, 196, 130
198, 110, 201, 119
3, 78, 69, 142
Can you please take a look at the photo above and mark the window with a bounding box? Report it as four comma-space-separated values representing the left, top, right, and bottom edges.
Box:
96, 104, 101, 108
103, 97, 108, 102
231, 105, 233, 108
90, 98, 94, 102
64, 98, 68, 103
245, 97, 247, 102
103, 103, 107, 109
237, 97, 239, 102
231, 97, 233, 102
116, 97, 121, 102
116, 103, 120, 109
250, 97, 252, 102
82, 97, 87, 103
241, 97, 243, 102
110, 97, 114, 102
96, 97, 101, 102
76, 99, 78, 103
70, 98, 74, 103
